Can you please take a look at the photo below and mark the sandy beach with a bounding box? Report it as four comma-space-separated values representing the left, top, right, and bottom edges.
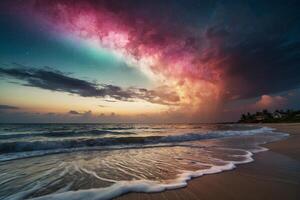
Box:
117, 123, 300, 200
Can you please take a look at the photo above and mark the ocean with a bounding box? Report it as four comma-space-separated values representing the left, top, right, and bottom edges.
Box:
0, 123, 288, 200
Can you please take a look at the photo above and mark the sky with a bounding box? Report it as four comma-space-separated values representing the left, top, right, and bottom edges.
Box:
0, 0, 299, 123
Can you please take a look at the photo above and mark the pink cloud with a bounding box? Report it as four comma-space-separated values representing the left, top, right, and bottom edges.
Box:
26, 0, 225, 114
254, 95, 287, 109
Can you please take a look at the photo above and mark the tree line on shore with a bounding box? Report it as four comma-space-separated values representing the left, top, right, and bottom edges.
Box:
238, 109, 300, 123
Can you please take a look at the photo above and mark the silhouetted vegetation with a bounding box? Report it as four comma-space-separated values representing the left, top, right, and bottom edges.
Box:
239, 109, 300, 123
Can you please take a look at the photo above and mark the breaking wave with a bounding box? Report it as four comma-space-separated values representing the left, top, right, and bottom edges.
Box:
0, 127, 274, 154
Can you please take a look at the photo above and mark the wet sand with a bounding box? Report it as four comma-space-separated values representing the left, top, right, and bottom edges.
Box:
117, 123, 300, 200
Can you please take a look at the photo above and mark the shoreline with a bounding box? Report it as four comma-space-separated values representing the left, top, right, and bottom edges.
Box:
116, 123, 300, 200
263, 123, 300, 161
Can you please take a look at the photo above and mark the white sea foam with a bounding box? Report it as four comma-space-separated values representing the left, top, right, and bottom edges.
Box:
30, 148, 254, 200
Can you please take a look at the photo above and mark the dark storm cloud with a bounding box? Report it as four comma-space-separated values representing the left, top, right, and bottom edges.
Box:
0, 105, 19, 110
204, 0, 300, 100
0, 65, 179, 105
221, 36, 300, 99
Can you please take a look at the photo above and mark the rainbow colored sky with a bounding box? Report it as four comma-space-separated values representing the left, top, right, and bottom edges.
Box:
0, 0, 300, 123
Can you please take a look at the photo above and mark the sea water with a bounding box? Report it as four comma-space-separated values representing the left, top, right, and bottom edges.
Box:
0, 123, 288, 200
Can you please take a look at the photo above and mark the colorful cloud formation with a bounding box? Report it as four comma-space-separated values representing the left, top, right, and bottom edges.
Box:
0, 0, 300, 122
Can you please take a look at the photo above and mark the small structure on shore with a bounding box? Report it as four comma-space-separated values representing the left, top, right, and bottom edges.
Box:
273, 111, 286, 119
239, 109, 300, 123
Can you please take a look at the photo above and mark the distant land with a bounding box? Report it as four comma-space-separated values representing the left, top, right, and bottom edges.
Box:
238, 109, 300, 123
